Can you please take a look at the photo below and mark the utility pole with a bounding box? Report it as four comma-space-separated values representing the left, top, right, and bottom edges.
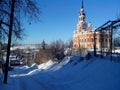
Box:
4, 0, 15, 84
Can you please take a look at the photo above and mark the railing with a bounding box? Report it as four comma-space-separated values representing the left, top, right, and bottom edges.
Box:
94, 19, 120, 60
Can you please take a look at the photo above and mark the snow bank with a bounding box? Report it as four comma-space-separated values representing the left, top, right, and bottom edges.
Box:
10, 64, 38, 77
1, 55, 120, 90
38, 60, 56, 70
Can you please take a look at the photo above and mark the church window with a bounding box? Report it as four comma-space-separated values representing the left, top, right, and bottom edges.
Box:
92, 38, 94, 42
106, 39, 107, 42
88, 38, 89, 42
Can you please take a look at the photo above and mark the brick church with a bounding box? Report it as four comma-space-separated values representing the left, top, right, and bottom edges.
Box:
73, 0, 110, 50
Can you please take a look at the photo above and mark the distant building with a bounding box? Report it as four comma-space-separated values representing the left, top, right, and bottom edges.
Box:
73, 0, 110, 50
11, 44, 41, 50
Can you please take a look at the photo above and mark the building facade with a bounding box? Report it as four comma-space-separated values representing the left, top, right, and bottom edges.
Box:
73, 0, 110, 50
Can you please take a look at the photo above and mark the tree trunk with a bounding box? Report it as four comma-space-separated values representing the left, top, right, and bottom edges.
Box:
4, 0, 15, 84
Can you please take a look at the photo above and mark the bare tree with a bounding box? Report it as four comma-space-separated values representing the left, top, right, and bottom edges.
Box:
0, 0, 41, 40
65, 38, 73, 48
0, 0, 41, 84
34, 49, 53, 65
34, 40, 65, 65
50, 40, 65, 55
49, 39, 65, 61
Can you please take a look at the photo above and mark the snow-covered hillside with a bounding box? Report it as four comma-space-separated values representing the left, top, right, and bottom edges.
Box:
0, 55, 120, 90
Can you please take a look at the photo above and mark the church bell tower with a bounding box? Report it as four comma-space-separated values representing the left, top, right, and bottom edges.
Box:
77, 0, 87, 32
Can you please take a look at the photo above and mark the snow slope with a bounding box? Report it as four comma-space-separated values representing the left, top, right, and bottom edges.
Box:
0, 55, 120, 90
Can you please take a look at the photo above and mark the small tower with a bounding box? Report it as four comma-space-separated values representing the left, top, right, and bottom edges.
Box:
88, 22, 92, 32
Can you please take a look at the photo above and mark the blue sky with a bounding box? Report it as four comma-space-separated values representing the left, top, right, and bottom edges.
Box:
21, 0, 120, 44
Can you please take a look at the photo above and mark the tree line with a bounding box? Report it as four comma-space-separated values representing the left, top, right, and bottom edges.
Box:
34, 39, 73, 64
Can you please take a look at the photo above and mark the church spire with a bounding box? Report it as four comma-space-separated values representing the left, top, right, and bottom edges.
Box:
80, 0, 85, 16
82, 0, 84, 9
79, 0, 85, 21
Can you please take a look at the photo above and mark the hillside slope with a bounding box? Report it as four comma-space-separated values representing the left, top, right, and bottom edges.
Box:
1, 55, 120, 90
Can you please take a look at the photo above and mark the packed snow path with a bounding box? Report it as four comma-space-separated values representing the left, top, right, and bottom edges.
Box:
11, 74, 55, 90
1, 56, 120, 90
